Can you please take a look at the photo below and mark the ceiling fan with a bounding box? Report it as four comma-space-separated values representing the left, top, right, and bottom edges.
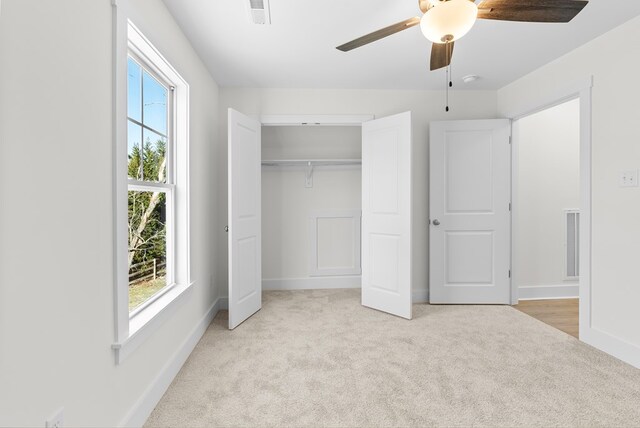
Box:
336, 0, 589, 72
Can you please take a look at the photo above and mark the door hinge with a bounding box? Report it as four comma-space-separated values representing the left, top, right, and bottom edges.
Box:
509, 136, 512, 144
509, 270, 511, 278
509, 202, 512, 211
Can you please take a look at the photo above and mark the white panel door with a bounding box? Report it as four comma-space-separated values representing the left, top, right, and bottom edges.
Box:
228, 109, 262, 329
430, 119, 511, 304
361, 111, 413, 319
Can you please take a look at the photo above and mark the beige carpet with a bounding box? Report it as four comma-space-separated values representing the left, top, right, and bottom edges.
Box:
145, 289, 640, 427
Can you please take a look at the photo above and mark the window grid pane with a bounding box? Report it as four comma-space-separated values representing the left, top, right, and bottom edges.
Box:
127, 54, 171, 185
127, 57, 142, 122
142, 70, 168, 136
143, 128, 168, 183
127, 120, 143, 180
128, 189, 168, 312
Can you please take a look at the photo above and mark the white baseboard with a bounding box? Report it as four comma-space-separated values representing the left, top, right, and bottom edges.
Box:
413, 289, 429, 303
120, 296, 225, 427
262, 278, 428, 304
263, 276, 361, 290
582, 326, 640, 369
219, 297, 228, 310
518, 284, 579, 301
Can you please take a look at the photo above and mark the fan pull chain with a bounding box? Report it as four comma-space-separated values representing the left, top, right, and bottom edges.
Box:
445, 40, 452, 112
446, 65, 449, 112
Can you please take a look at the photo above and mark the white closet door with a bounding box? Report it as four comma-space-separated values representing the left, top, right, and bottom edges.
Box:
228, 109, 262, 329
429, 119, 511, 304
361, 111, 413, 319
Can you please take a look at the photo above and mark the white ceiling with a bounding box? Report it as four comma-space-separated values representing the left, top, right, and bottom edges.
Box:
162, 0, 640, 90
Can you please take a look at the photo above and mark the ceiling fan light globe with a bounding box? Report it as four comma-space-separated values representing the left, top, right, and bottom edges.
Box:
420, 0, 478, 44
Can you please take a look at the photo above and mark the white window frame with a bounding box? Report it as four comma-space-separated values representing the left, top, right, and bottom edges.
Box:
111, 16, 192, 364
126, 52, 176, 317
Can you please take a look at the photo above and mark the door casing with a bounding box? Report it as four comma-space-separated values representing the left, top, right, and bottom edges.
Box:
505, 78, 592, 341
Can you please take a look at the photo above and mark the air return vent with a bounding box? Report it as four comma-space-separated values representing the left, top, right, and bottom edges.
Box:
564, 210, 580, 279
247, 0, 271, 25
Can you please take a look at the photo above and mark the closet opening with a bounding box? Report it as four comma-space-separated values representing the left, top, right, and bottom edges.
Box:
261, 125, 363, 292
228, 110, 413, 329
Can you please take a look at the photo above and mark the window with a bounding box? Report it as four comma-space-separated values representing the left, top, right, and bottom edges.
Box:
126, 55, 174, 313
112, 20, 191, 364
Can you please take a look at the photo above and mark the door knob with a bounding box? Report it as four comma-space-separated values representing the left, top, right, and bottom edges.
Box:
432, 219, 440, 226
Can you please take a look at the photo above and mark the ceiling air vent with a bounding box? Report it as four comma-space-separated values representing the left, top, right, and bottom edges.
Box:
247, 0, 271, 25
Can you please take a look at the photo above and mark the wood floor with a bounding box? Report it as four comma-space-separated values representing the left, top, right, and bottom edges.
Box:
514, 299, 579, 338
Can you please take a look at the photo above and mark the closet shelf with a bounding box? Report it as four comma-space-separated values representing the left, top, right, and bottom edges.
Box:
261, 159, 361, 167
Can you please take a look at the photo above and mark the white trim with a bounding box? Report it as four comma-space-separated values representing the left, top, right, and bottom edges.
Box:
127, 24, 182, 93
581, 328, 640, 369
260, 114, 374, 126
518, 284, 579, 301
309, 210, 362, 277
112, 5, 192, 363
127, 180, 174, 192
502, 76, 593, 120
577, 85, 593, 347
261, 280, 429, 305
263, 276, 361, 290
112, 0, 130, 352
128, 281, 176, 319
413, 289, 429, 304
509, 120, 518, 305
508, 77, 593, 347
112, 282, 194, 364
119, 296, 226, 427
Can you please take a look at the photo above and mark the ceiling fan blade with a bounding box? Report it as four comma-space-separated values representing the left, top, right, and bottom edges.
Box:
430, 42, 455, 71
336, 17, 421, 52
477, 0, 588, 23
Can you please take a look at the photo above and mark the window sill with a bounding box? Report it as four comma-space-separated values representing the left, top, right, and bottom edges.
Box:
112, 281, 195, 365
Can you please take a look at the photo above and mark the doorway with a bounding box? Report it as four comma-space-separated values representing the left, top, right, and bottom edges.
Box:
427, 80, 592, 338
512, 99, 581, 337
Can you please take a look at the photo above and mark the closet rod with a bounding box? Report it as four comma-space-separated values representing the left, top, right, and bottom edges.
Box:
261, 159, 361, 167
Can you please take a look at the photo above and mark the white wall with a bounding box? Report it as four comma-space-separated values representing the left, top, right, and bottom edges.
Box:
262, 127, 361, 282
262, 167, 362, 281
0, 0, 222, 426
263, 126, 361, 160
514, 99, 580, 293
220, 89, 498, 300
498, 15, 640, 366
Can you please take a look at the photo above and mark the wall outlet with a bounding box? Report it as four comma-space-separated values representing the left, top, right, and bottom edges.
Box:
620, 170, 638, 187
45, 407, 64, 428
